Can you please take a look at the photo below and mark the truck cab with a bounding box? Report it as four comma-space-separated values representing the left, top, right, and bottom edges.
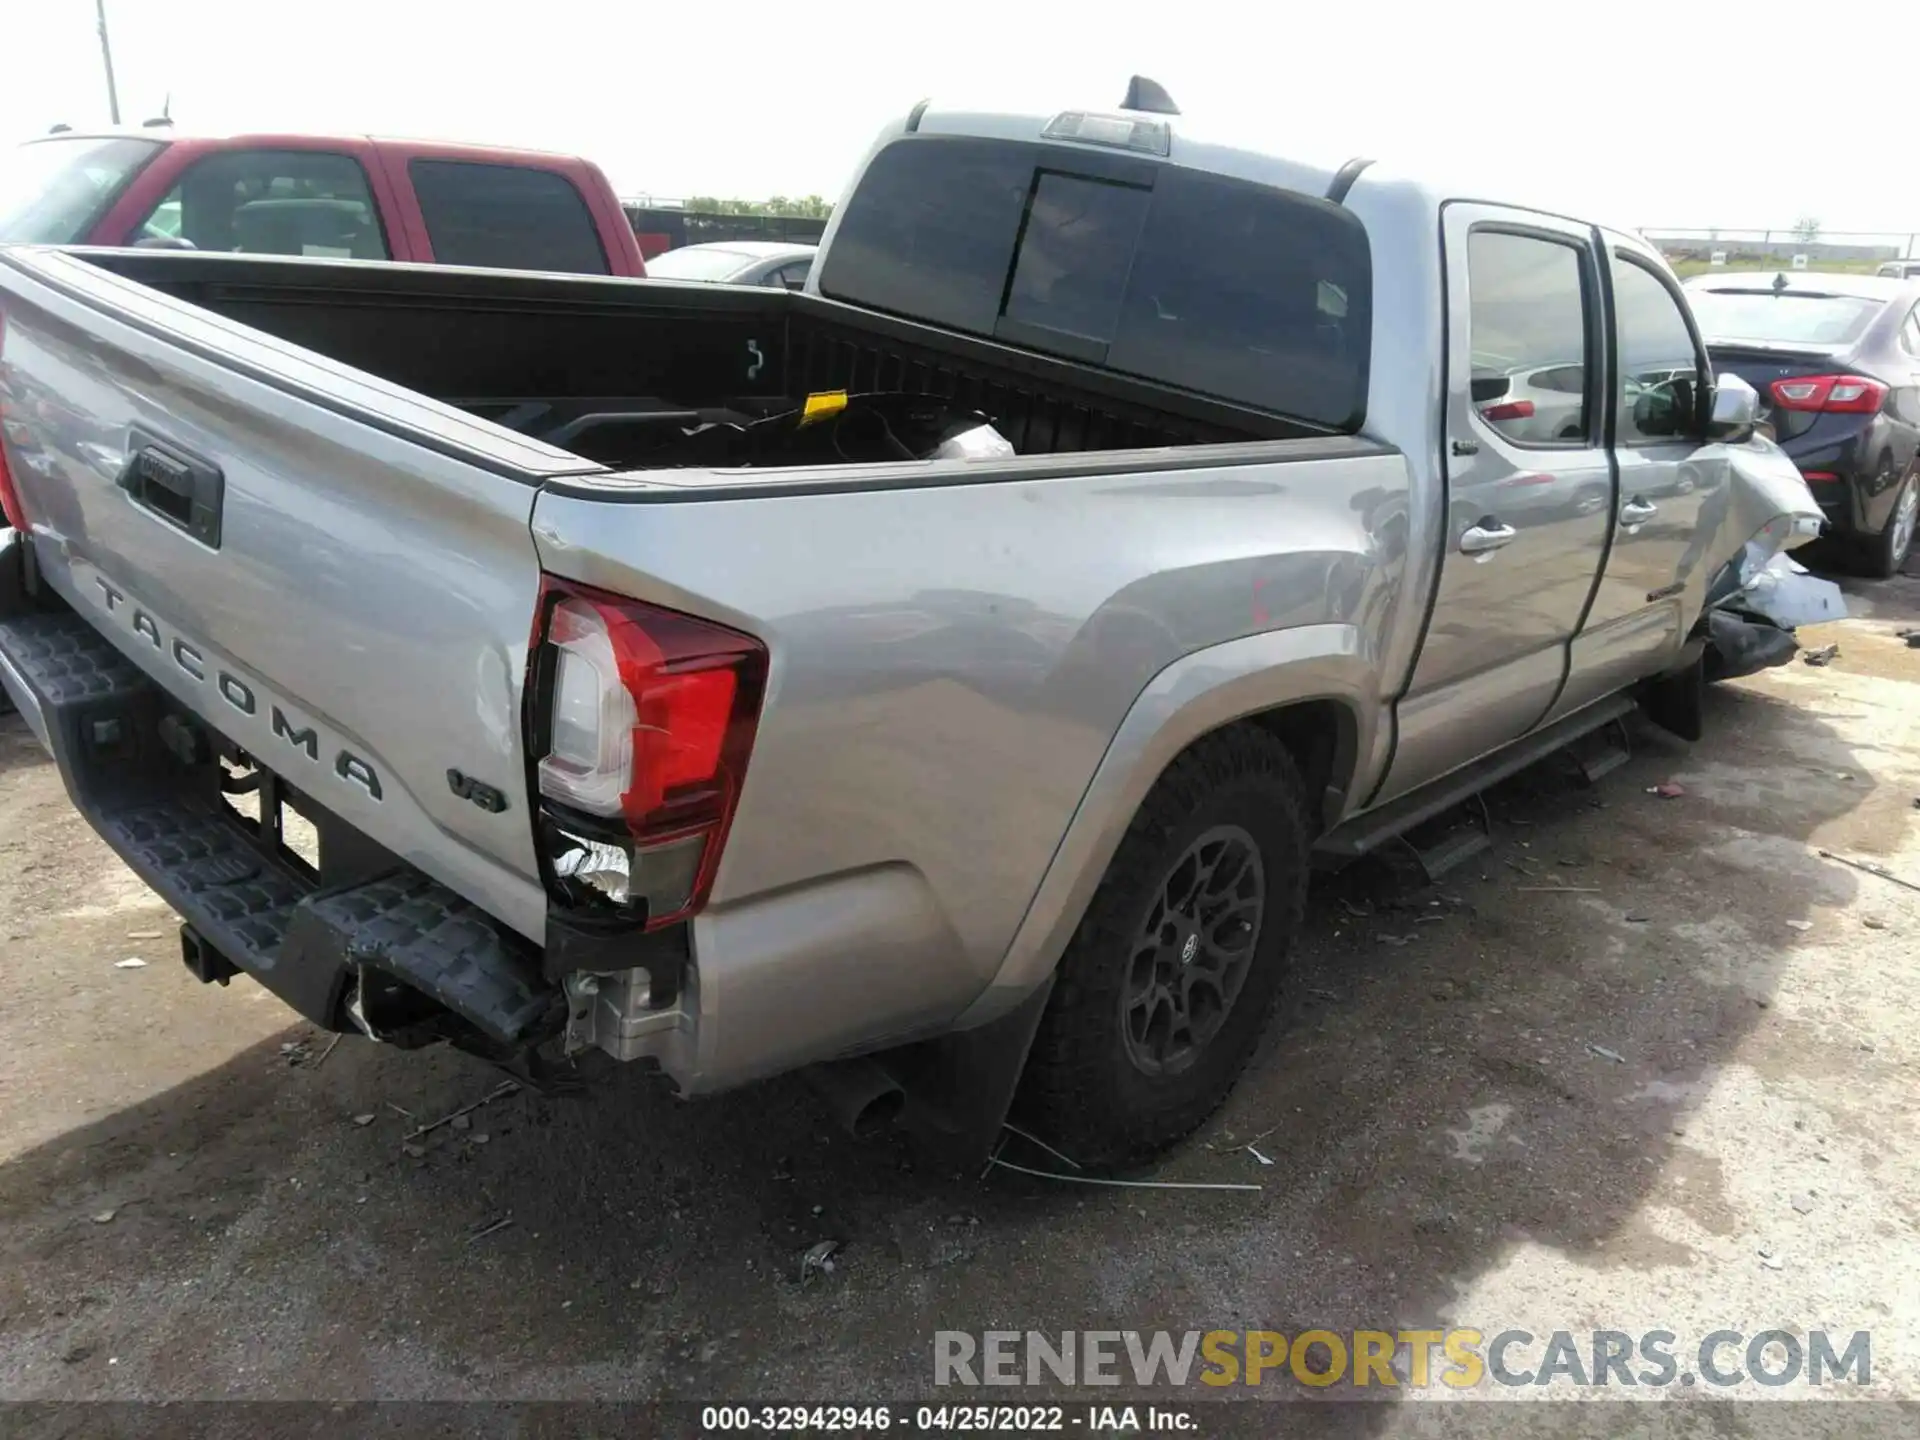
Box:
0, 129, 646, 277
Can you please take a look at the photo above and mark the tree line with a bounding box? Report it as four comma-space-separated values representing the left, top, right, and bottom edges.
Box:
683, 195, 834, 218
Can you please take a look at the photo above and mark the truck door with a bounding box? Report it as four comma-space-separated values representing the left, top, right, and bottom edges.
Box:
1547, 236, 1723, 721
1375, 205, 1613, 804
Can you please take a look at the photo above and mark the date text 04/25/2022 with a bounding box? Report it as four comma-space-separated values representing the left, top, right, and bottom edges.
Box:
699, 1404, 1196, 1432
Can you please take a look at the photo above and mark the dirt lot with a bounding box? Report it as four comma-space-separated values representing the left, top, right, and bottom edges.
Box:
3, 574, 1919, 1432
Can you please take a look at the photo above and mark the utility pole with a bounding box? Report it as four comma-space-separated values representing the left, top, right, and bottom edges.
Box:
95, 0, 122, 125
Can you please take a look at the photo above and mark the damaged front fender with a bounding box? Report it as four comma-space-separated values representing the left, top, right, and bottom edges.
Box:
1693, 429, 1845, 678
1706, 434, 1826, 591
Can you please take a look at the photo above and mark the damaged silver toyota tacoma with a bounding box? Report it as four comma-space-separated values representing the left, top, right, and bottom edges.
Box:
0, 85, 1834, 1170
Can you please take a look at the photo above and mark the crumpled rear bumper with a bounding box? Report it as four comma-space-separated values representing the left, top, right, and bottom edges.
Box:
0, 600, 564, 1056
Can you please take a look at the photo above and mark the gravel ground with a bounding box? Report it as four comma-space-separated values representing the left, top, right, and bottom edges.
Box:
2, 572, 1918, 1436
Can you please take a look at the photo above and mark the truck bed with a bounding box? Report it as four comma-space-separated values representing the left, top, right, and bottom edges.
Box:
75, 250, 1308, 467
0, 242, 1408, 1095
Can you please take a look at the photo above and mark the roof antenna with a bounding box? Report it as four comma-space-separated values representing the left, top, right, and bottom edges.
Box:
1121, 75, 1179, 116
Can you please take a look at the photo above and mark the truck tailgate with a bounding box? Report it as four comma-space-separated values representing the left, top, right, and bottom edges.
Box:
0, 247, 591, 943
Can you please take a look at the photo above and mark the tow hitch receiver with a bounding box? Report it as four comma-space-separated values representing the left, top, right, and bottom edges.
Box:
180, 924, 239, 986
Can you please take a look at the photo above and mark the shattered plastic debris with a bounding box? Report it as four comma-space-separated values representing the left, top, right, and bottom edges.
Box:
800, 1239, 840, 1284
1785, 919, 1814, 932
552, 833, 631, 905
1587, 1043, 1627, 1064
351, 1114, 376, 1127
90, 1210, 116, 1224
1647, 782, 1686, 799
1803, 643, 1840, 667
113, 957, 147, 969
1737, 553, 1847, 629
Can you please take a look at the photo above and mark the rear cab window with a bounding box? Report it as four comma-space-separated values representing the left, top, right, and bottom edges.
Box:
817, 136, 1372, 431
0, 136, 164, 244
408, 160, 609, 275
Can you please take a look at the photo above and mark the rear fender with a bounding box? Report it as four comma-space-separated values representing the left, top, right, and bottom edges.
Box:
953, 623, 1374, 1028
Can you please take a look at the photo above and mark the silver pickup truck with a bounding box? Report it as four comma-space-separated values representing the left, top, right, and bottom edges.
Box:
0, 92, 1825, 1170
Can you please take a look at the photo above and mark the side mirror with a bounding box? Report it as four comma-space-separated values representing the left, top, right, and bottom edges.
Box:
1631, 378, 1690, 438
1705, 373, 1760, 443
131, 234, 196, 251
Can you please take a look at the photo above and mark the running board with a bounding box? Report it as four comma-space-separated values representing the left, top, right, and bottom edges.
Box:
1568, 716, 1633, 786
1316, 695, 1639, 859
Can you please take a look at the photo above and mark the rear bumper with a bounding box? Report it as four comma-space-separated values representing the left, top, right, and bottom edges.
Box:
0, 603, 564, 1054
0, 567, 981, 1094
1780, 415, 1897, 538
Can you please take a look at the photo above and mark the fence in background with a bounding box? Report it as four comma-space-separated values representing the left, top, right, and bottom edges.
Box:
1647, 228, 1918, 267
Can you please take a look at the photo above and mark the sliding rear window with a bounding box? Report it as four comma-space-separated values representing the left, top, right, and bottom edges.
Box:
818, 136, 1371, 431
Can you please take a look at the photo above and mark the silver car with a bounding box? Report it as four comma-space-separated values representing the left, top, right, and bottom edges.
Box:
643, 240, 815, 289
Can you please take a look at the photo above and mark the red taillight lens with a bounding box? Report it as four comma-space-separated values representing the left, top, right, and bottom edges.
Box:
1800, 470, 1840, 483
531, 575, 767, 930
1768, 374, 1888, 414
0, 436, 23, 532
0, 312, 27, 531
1480, 399, 1536, 422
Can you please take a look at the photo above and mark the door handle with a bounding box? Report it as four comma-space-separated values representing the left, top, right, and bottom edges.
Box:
1620, 498, 1658, 525
1459, 521, 1517, 556
117, 428, 224, 549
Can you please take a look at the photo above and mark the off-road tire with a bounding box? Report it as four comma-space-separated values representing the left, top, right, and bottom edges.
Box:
1014, 727, 1310, 1172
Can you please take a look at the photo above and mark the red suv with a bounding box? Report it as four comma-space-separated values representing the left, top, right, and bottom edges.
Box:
0, 129, 646, 276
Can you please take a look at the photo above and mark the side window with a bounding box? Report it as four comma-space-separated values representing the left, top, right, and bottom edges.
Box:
131, 150, 388, 260
408, 161, 609, 275
1612, 257, 1705, 444
1466, 230, 1593, 446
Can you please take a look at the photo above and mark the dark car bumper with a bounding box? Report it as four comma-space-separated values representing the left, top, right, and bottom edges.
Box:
1778, 413, 1901, 539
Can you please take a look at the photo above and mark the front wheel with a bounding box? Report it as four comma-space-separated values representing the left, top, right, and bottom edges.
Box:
1014, 728, 1309, 1171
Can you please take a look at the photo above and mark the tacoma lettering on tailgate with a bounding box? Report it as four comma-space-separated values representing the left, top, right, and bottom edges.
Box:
92, 574, 384, 801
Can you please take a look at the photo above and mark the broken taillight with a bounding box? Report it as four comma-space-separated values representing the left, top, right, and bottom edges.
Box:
0, 312, 27, 531
0, 436, 22, 532
529, 575, 767, 930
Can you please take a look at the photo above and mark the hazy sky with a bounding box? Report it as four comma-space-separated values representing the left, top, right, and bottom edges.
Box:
8, 0, 1917, 239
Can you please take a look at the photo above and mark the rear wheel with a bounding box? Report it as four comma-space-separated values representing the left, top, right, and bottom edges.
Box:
1865, 468, 1918, 580
1015, 728, 1309, 1171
